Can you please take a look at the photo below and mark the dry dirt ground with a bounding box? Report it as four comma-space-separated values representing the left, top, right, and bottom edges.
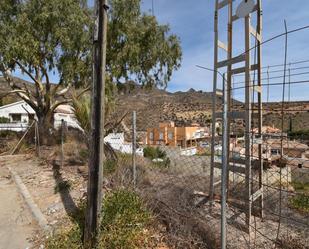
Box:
1, 152, 308, 249
0, 157, 39, 249
0, 153, 88, 248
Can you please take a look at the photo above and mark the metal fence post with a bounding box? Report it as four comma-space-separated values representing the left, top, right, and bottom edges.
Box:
61, 119, 64, 168
132, 111, 137, 188
221, 73, 227, 249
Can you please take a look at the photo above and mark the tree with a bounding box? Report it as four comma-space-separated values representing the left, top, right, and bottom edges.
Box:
107, 0, 182, 89
0, 0, 182, 142
0, 0, 92, 143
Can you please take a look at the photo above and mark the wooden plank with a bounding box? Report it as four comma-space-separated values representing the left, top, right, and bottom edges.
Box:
214, 162, 246, 174
217, 54, 246, 68
217, 0, 229, 9
250, 188, 263, 202
218, 40, 228, 51
230, 64, 258, 75
250, 25, 262, 41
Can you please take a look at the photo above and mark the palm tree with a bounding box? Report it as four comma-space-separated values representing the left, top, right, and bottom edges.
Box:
71, 92, 127, 161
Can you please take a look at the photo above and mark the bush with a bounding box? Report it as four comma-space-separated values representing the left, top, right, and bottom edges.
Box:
288, 129, 309, 140
289, 194, 309, 213
98, 190, 151, 248
104, 159, 117, 175
0, 116, 10, 123
144, 146, 170, 169
143, 146, 167, 160
45, 190, 152, 249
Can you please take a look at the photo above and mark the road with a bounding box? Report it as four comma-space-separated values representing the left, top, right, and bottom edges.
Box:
0, 164, 38, 249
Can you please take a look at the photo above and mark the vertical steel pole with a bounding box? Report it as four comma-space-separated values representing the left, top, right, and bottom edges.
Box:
221, 73, 228, 249
61, 119, 64, 168
210, 0, 219, 207
245, 14, 252, 234
132, 111, 137, 188
84, 0, 108, 247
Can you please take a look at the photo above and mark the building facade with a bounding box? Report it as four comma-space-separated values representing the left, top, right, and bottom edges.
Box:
0, 101, 80, 131
146, 121, 209, 148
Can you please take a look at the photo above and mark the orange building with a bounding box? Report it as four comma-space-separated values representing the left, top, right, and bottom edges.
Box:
146, 121, 209, 148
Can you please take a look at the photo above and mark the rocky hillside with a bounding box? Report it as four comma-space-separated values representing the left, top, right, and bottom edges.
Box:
1, 78, 308, 132
114, 84, 232, 131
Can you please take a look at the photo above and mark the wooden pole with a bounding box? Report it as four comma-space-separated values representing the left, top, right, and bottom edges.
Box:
84, 0, 108, 247
11, 121, 35, 155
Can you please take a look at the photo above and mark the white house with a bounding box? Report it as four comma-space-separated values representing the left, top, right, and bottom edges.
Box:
53, 104, 81, 130
104, 132, 144, 156
0, 100, 80, 132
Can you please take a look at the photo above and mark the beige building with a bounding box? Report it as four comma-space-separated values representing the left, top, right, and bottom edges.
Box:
146, 121, 209, 148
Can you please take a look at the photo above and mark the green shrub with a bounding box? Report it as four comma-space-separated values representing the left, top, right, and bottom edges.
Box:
79, 148, 89, 161
104, 159, 117, 175
98, 190, 151, 248
144, 146, 170, 169
292, 181, 309, 193
0, 130, 16, 138
45, 190, 152, 249
143, 146, 167, 160
288, 129, 309, 140
0, 116, 10, 123
45, 225, 83, 249
289, 194, 309, 213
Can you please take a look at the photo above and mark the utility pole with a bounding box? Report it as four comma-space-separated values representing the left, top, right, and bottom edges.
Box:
84, 0, 108, 248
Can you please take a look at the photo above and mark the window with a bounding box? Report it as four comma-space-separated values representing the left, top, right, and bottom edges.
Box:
149, 132, 154, 140
159, 132, 164, 140
271, 149, 280, 155
168, 132, 173, 140
11, 114, 21, 122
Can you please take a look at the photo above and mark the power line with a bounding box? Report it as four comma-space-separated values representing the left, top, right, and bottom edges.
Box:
233, 64, 309, 78
232, 71, 309, 85
243, 24, 309, 56
231, 79, 309, 91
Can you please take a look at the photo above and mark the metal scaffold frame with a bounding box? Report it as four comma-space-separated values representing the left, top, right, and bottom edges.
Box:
209, 0, 264, 234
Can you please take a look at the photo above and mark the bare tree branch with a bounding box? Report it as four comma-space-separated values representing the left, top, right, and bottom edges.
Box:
55, 84, 71, 97
13, 59, 44, 92
0, 89, 27, 98
50, 99, 73, 113
0, 63, 38, 111
76, 86, 91, 98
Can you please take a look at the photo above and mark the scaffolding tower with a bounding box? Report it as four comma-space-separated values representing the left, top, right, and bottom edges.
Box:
209, 0, 264, 234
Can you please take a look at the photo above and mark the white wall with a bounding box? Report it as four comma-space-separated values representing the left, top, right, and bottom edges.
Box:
0, 101, 35, 121
0, 101, 81, 131
104, 133, 143, 156
180, 147, 197, 156
54, 113, 81, 130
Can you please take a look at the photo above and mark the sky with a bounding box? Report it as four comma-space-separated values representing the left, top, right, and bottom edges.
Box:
13, 0, 309, 101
